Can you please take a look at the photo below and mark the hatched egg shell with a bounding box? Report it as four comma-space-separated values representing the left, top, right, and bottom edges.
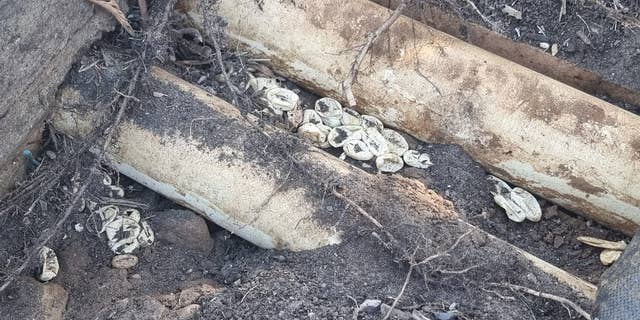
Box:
375, 153, 404, 173
302, 109, 323, 125
487, 175, 512, 195
492, 193, 527, 222
382, 129, 409, 156
138, 220, 155, 247
360, 115, 384, 131
510, 187, 542, 222
248, 76, 279, 92
343, 140, 374, 161
265, 87, 299, 112
315, 97, 343, 127
327, 126, 364, 148
600, 250, 622, 266
298, 123, 331, 148
402, 150, 433, 169
362, 128, 389, 156
38, 246, 59, 282
341, 108, 361, 126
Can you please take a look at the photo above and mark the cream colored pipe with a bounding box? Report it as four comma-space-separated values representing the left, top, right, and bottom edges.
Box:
207, 0, 640, 234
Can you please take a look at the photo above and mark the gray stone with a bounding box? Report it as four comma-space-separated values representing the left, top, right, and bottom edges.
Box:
0, 277, 69, 320
151, 209, 215, 254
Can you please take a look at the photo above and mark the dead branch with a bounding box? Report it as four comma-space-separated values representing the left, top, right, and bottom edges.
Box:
0, 65, 143, 294
383, 230, 473, 320
331, 188, 384, 229
87, 0, 134, 34
492, 283, 592, 320
342, 0, 411, 107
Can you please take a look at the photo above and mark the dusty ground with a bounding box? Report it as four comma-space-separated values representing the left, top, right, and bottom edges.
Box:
1, 0, 638, 319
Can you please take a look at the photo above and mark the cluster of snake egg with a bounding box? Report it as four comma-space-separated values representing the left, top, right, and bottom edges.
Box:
487, 175, 542, 223
249, 77, 432, 173
84, 174, 155, 254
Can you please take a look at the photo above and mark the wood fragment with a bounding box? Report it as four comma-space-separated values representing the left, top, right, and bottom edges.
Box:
577, 236, 627, 250
87, 0, 134, 34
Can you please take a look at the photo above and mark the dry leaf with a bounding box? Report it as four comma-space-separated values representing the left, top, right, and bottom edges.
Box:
88, 0, 134, 34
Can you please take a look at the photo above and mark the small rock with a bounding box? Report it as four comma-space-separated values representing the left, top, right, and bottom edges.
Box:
112, 254, 139, 269
74, 223, 84, 232
553, 235, 565, 248
177, 283, 218, 308
539, 42, 550, 50
551, 43, 559, 56
359, 299, 381, 313
151, 209, 215, 254
0, 277, 69, 320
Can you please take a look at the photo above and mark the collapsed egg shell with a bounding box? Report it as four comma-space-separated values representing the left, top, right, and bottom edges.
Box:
510, 187, 542, 222
375, 153, 404, 173
360, 115, 384, 131
341, 108, 361, 126
362, 128, 389, 156
298, 123, 331, 148
487, 175, 512, 196
402, 150, 433, 169
382, 129, 409, 156
38, 246, 59, 282
302, 109, 323, 125
343, 140, 374, 161
265, 87, 299, 113
600, 249, 622, 266
327, 125, 364, 148
248, 76, 279, 92
315, 97, 343, 127
492, 193, 527, 222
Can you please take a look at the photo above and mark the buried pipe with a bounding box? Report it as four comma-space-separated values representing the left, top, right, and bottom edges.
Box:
53, 66, 597, 301
190, 0, 640, 234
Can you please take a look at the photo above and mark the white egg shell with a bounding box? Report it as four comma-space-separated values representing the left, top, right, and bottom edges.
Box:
360, 115, 384, 131
265, 87, 299, 113
382, 129, 409, 156
343, 140, 374, 161
362, 128, 389, 156
327, 125, 364, 148
298, 123, 331, 148
403, 150, 433, 169
315, 97, 342, 127
375, 153, 404, 173
341, 108, 361, 126
510, 187, 542, 222
302, 109, 323, 125
492, 193, 527, 222
248, 76, 279, 92
38, 246, 59, 282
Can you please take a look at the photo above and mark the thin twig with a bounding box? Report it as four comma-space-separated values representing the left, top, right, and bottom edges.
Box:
492, 283, 592, 320
465, 0, 500, 31
383, 230, 473, 320
331, 188, 383, 228
342, 0, 411, 107
0, 65, 143, 294
138, 0, 149, 20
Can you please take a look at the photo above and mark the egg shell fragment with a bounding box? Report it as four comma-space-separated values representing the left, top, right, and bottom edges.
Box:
376, 153, 404, 173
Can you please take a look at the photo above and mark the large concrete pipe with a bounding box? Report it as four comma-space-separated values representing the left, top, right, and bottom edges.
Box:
53, 66, 596, 302
193, 0, 640, 234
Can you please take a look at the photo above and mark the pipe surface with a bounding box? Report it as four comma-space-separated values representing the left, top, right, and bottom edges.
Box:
208, 0, 640, 234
